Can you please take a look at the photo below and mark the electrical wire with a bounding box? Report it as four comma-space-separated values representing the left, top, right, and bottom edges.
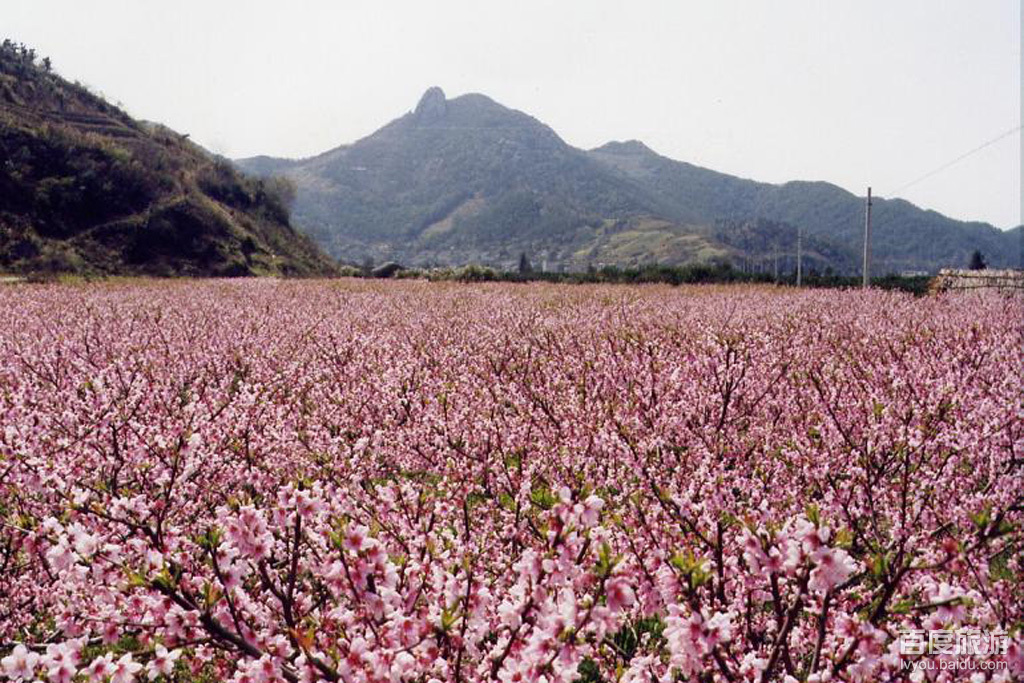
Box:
887, 124, 1022, 195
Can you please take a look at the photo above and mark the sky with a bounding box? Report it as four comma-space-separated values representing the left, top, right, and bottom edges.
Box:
6, 0, 1022, 228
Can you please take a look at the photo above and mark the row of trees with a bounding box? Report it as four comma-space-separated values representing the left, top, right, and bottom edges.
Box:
507, 247, 991, 282
353, 259, 935, 294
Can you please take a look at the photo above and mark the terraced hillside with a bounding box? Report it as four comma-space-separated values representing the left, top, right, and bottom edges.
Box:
0, 41, 337, 277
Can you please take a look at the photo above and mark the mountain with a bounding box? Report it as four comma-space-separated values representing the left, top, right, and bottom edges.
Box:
239, 87, 1021, 274
0, 41, 338, 277
242, 87, 705, 270
588, 141, 1022, 273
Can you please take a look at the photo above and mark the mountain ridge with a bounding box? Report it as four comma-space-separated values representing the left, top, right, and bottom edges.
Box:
586, 138, 1019, 271
238, 87, 1021, 274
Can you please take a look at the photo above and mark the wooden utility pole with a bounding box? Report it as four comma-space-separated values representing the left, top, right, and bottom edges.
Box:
796, 225, 803, 286
862, 187, 873, 288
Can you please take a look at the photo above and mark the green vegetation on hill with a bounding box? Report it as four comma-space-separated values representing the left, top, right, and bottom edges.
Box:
239, 88, 1021, 274
589, 142, 1021, 273
0, 40, 338, 277
238, 88, 692, 270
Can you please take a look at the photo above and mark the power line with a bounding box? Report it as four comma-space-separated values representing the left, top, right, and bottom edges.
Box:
887, 124, 1022, 195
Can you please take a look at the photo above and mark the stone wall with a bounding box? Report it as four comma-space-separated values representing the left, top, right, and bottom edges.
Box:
930, 269, 1024, 294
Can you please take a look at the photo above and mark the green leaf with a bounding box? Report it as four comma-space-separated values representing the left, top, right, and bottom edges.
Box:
530, 483, 558, 511
805, 503, 821, 526
440, 606, 460, 632
595, 541, 620, 578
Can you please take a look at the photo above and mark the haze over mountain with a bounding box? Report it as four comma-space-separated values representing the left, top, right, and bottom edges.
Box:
239, 88, 1021, 274
0, 42, 337, 277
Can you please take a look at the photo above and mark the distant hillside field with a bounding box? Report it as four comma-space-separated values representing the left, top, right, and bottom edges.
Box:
0, 41, 337, 277
239, 88, 1022, 274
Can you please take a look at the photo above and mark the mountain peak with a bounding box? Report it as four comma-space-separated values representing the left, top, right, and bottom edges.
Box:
592, 139, 655, 156
414, 86, 447, 120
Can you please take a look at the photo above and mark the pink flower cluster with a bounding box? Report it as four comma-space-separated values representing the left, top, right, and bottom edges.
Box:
0, 279, 1020, 681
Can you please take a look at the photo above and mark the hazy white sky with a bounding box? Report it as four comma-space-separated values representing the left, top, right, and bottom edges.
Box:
6, 0, 1022, 227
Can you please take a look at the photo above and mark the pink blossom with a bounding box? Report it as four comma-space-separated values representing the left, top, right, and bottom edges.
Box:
146, 646, 180, 680
68, 523, 99, 557
110, 654, 143, 683
45, 540, 76, 572
605, 577, 635, 613
343, 524, 370, 553
580, 495, 604, 528
809, 547, 857, 594
0, 281, 1019, 682
928, 582, 968, 624
86, 653, 115, 682
2, 644, 40, 680
40, 641, 81, 683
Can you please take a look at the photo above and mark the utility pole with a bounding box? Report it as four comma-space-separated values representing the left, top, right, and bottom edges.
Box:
796, 224, 802, 286
862, 186, 873, 288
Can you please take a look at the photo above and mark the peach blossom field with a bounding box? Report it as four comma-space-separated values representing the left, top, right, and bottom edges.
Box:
0, 279, 1021, 682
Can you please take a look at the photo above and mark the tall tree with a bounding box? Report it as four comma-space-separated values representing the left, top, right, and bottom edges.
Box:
518, 252, 532, 274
